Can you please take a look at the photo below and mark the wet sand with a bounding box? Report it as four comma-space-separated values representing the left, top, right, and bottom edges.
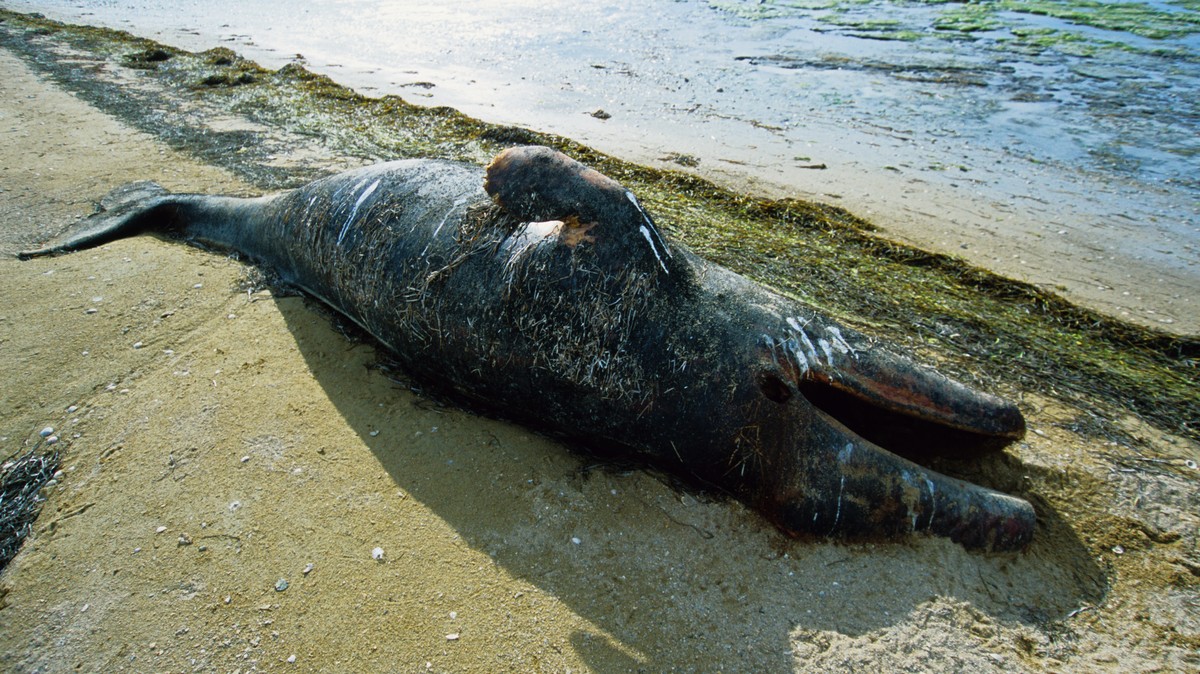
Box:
1, 37, 1198, 674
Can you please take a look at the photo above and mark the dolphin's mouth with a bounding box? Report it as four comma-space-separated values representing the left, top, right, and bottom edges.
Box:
796, 378, 1017, 462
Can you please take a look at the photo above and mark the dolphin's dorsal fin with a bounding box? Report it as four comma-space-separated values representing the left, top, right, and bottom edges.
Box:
484, 146, 673, 274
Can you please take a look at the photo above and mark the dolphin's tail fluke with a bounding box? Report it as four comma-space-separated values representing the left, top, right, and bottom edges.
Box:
18, 182, 267, 260
17, 181, 173, 259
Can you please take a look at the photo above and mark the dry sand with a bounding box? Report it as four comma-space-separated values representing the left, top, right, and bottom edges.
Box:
1, 45, 1198, 673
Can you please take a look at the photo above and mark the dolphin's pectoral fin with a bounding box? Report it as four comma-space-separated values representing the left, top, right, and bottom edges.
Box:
484, 146, 673, 274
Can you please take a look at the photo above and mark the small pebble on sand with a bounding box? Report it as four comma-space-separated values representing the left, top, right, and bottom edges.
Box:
372, 547, 385, 560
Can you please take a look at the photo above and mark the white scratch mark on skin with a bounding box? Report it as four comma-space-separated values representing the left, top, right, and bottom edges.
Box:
774, 318, 849, 377
784, 316, 822, 373
786, 318, 817, 356
764, 335, 779, 366
829, 475, 846, 535
627, 191, 671, 272
626, 191, 670, 252
302, 195, 319, 227
431, 198, 467, 239
924, 478, 937, 531
826, 326, 857, 358
798, 328, 821, 367
818, 338, 834, 365
838, 443, 854, 463
337, 178, 380, 246
639, 225, 669, 273
421, 197, 468, 256
787, 339, 809, 376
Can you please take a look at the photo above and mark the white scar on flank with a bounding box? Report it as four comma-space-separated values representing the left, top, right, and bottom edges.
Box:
337, 178, 381, 246
421, 197, 468, 256
501, 220, 564, 279
431, 198, 468, 239
625, 191, 670, 274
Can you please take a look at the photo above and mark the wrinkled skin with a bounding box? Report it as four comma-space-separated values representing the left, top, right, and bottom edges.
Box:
21, 146, 1035, 551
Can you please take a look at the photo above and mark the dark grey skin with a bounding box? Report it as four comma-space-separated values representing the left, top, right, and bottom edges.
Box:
21, 146, 1035, 551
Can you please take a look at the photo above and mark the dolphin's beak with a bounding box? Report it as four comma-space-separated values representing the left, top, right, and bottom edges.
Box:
757, 313, 1035, 551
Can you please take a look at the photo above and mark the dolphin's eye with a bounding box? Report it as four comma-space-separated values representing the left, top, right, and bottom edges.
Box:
757, 372, 793, 404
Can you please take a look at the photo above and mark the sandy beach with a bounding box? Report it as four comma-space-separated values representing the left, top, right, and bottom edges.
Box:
1, 15, 1198, 674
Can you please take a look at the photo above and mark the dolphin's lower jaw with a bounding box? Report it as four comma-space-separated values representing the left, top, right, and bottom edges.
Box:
766, 450, 1035, 552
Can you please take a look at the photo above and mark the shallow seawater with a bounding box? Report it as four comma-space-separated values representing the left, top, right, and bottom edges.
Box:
7, 0, 1199, 281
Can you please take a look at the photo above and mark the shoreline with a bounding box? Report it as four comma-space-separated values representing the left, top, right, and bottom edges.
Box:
1, 15, 1198, 673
